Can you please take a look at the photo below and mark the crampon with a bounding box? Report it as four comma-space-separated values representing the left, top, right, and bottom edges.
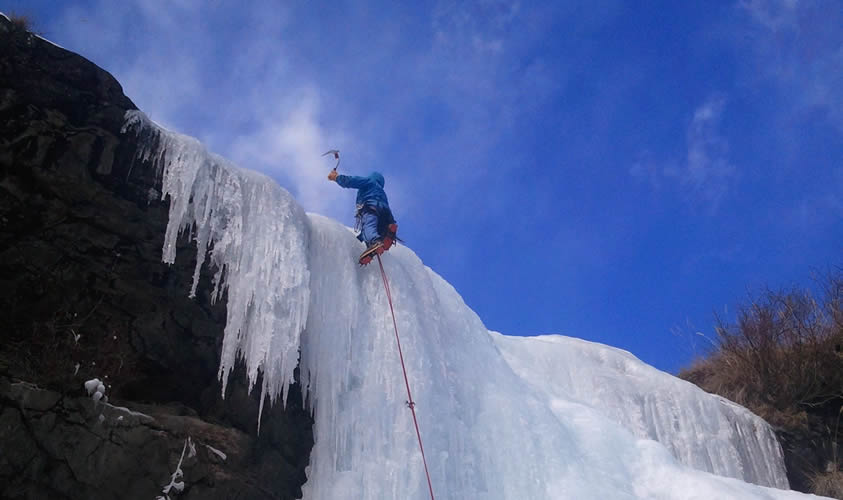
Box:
359, 223, 398, 266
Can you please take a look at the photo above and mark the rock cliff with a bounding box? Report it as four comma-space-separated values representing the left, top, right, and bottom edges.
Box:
0, 15, 312, 500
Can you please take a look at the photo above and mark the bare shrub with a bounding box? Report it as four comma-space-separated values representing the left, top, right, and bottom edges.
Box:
810, 409, 843, 498
680, 270, 843, 496
680, 271, 843, 429
808, 468, 843, 498
8, 13, 33, 33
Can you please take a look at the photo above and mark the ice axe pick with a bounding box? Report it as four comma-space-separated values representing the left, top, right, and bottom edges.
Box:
322, 149, 340, 172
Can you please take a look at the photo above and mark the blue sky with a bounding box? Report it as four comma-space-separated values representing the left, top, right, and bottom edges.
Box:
11, 0, 841, 373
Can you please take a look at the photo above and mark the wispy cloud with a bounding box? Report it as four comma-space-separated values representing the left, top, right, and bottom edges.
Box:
737, 0, 843, 133
676, 97, 737, 212
228, 88, 347, 215
56, 0, 212, 129
52, 0, 349, 216
44, 0, 616, 233
631, 97, 738, 214
432, 1, 520, 56
738, 0, 798, 31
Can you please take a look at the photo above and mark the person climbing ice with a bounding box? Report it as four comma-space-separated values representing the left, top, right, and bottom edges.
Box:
328, 166, 399, 265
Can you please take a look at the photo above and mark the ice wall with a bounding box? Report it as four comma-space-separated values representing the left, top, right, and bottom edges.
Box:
124, 112, 822, 499
490, 333, 789, 488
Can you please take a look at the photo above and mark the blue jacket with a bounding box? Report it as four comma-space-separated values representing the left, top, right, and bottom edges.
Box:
336, 172, 390, 209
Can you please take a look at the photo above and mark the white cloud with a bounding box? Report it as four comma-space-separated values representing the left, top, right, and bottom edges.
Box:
728, 0, 843, 236
228, 88, 350, 216
678, 97, 737, 212
433, 1, 520, 54
55, 0, 208, 128
738, 0, 843, 133
44, 0, 612, 230
738, 0, 798, 31
631, 98, 738, 213
50, 0, 358, 218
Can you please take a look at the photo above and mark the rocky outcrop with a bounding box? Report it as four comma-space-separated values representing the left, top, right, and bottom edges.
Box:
777, 418, 842, 495
1, 377, 296, 499
0, 15, 312, 499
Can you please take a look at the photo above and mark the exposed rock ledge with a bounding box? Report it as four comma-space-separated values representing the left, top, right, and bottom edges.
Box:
1, 376, 287, 499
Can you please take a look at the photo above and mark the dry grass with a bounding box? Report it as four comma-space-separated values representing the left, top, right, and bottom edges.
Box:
679, 272, 843, 429
7, 12, 34, 34
679, 270, 843, 497
10, 15, 30, 30
808, 469, 843, 499
812, 409, 843, 499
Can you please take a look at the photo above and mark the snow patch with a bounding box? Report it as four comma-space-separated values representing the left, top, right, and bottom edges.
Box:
34, 34, 67, 50
205, 445, 227, 462
84, 378, 107, 404
157, 437, 192, 500
104, 404, 154, 421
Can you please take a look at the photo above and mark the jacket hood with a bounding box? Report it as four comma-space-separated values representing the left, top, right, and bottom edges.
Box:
371, 172, 385, 188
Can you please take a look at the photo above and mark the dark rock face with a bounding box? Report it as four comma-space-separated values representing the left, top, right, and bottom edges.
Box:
0, 17, 312, 499
778, 419, 841, 495
0, 377, 296, 500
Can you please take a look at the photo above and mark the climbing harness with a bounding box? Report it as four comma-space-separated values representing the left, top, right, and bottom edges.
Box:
376, 254, 436, 500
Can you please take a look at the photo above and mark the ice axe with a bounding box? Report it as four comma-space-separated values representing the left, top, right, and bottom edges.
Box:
322, 149, 340, 172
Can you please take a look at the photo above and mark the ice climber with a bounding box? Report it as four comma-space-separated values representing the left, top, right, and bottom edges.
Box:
328, 169, 399, 264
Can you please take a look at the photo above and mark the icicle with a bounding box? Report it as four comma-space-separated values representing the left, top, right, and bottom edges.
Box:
122, 111, 310, 415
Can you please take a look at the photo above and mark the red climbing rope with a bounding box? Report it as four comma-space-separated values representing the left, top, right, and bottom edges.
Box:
376, 254, 436, 500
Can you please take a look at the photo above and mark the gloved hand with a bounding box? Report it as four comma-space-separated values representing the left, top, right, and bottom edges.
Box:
328, 170, 338, 181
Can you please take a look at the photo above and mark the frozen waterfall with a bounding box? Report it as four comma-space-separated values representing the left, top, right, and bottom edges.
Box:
123, 110, 824, 500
